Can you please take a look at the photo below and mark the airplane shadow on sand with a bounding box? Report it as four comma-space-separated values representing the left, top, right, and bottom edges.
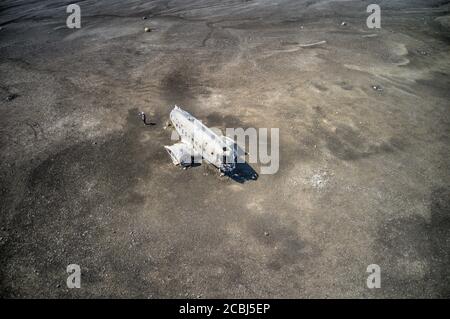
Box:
225, 162, 258, 183
187, 161, 258, 183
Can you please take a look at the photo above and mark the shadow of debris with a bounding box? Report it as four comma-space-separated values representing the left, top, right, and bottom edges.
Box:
226, 162, 258, 183
185, 161, 257, 183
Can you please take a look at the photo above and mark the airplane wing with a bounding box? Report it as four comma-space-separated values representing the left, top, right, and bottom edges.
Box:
164, 142, 200, 166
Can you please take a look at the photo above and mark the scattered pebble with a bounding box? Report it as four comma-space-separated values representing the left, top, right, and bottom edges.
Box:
372, 85, 383, 91
144, 27, 151, 32
142, 16, 148, 20
341, 21, 347, 26
56, 284, 61, 288
417, 50, 430, 56
264, 231, 270, 237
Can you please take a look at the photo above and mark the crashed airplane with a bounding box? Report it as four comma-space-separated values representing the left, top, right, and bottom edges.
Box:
164, 106, 238, 175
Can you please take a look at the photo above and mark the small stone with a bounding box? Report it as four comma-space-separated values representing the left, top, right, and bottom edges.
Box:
144, 27, 151, 32
372, 85, 383, 91
341, 21, 347, 26
56, 284, 61, 288
142, 16, 148, 20
264, 231, 269, 236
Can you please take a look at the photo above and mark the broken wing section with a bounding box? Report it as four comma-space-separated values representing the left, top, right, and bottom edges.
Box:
164, 142, 200, 167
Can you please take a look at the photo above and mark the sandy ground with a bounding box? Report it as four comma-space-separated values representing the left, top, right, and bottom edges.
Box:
0, 0, 449, 298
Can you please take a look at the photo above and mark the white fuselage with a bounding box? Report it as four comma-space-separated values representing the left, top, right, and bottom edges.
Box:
168, 106, 236, 172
